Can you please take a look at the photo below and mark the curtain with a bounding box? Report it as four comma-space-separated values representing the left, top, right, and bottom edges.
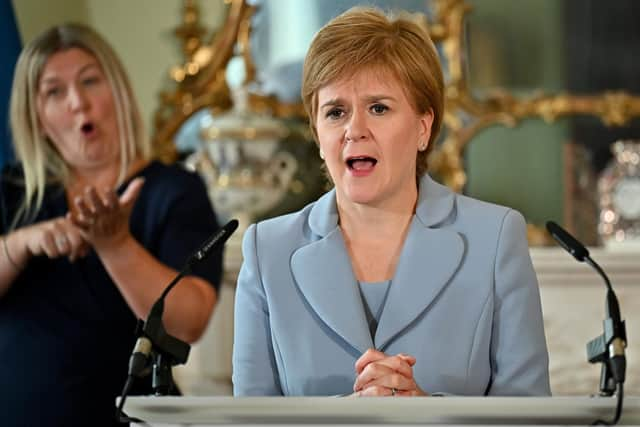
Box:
0, 0, 22, 168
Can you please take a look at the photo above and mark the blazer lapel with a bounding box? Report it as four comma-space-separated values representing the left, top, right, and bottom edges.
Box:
290, 175, 464, 354
374, 222, 464, 350
290, 190, 374, 355
375, 175, 464, 351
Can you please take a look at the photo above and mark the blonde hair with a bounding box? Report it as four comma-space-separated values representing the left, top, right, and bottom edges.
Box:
9, 23, 150, 226
301, 6, 444, 179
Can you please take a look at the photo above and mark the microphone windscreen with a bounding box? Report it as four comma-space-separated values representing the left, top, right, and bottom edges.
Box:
191, 219, 239, 263
545, 221, 589, 261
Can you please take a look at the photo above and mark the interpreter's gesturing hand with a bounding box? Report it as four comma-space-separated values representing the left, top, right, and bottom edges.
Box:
352, 348, 427, 397
68, 177, 144, 252
19, 217, 89, 263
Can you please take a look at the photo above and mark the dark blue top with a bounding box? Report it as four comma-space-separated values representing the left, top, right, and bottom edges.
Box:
0, 161, 223, 427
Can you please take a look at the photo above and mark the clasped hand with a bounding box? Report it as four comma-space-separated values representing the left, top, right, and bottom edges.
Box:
352, 348, 427, 397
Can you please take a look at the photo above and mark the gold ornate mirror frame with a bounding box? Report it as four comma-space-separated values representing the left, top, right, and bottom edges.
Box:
152, 0, 640, 193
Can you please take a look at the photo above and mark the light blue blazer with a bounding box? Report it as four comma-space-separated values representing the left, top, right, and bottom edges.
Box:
233, 175, 550, 396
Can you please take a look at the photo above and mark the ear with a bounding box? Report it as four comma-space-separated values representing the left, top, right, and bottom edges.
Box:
418, 109, 435, 150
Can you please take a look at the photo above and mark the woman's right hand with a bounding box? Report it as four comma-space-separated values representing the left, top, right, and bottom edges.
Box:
350, 348, 425, 397
15, 217, 89, 263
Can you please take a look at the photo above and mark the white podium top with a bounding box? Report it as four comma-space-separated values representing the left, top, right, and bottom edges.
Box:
122, 396, 640, 426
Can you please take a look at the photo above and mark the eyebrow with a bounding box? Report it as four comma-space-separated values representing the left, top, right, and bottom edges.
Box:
39, 62, 100, 85
319, 94, 397, 110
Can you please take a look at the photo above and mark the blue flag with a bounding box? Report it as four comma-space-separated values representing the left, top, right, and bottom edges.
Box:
0, 0, 22, 168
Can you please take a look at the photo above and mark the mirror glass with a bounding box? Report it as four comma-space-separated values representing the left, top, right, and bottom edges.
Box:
464, 120, 566, 226
248, 0, 436, 102
465, 0, 566, 95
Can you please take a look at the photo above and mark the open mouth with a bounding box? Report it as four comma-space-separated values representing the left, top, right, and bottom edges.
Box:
80, 122, 95, 136
346, 156, 378, 171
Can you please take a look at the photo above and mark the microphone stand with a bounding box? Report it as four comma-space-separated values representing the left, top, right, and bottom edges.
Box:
584, 258, 627, 398
116, 267, 192, 424
546, 221, 627, 425
116, 219, 239, 424
143, 275, 192, 396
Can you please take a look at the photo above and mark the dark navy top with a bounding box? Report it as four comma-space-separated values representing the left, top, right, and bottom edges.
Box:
0, 161, 223, 427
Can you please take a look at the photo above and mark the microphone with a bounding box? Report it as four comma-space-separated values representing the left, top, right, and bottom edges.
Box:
545, 220, 589, 262
118, 219, 238, 421
128, 219, 239, 378
187, 218, 239, 264
545, 221, 627, 394
162, 218, 239, 300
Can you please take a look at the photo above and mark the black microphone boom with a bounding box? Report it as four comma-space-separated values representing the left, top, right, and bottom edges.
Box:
545, 220, 589, 262
149, 218, 239, 371
187, 219, 239, 266
545, 221, 627, 425
117, 219, 239, 422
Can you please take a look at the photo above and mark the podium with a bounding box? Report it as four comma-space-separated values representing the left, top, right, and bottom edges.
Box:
122, 396, 640, 426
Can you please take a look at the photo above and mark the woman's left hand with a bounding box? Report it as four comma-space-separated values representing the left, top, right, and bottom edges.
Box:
352, 348, 427, 397
68, 177, 144, 252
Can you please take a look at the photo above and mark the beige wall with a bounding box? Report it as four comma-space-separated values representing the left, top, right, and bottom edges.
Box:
11, 0, 227, 135
12, 0, 89, 43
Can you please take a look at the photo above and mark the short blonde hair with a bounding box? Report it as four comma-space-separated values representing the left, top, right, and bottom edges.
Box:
9, 23, 149, 225
301, 6, 444, 179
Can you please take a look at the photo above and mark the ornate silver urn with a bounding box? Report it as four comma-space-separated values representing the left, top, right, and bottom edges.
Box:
186, 85, 298, 231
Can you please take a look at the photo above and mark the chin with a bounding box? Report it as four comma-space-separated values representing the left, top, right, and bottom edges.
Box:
341, 187, 382, 206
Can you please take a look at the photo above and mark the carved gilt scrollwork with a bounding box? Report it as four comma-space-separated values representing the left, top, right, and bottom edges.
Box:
152, 0, 640, 195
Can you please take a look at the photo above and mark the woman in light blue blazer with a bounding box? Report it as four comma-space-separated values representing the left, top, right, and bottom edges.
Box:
233, 6, 550, 397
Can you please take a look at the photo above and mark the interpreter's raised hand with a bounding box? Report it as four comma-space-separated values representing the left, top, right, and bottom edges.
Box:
351, 348, 427, 397
68, 177, 144, 252
18, 216, 89, 263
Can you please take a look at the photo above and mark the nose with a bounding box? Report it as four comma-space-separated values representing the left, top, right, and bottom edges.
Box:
345, 109, 368, 142
68, 85, 89, 112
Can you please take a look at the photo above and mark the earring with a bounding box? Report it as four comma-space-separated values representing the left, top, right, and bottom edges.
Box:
418, 141, 427, 152
319, 149, 325, 160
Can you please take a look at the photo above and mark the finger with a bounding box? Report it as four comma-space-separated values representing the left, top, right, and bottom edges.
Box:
51, 222, 70, 255
103, 187, 119, 212
69, 211, 93, 231
42, 231, 61, 258
119, 177, 145, 210
355, 348, 386, 374
65, 228, 86, 262
370, 355, 415, 379
54, 233, 69, 253
359, 373, 417, 393
74, 196, 94, 222
357, 385, 391, 397
85, 187, 106, 215
397, 353, 417, 366
354, 363, 394, 391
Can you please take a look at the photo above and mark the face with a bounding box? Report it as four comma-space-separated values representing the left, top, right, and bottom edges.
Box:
316, 68, 433, 209
36, 48, 120, 175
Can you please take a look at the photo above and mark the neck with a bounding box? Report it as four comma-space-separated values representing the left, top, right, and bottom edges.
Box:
69, 165, 119, 193
337, 191, 417, 243
67, 157, 147, 194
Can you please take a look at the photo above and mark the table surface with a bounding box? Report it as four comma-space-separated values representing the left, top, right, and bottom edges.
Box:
122, 395, 640, 425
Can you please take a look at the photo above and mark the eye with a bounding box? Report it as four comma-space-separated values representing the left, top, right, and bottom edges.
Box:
43, 86, 63, 98
325, 107, 345, 120
370, 103, 388, 115
82, 75, 101, 86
